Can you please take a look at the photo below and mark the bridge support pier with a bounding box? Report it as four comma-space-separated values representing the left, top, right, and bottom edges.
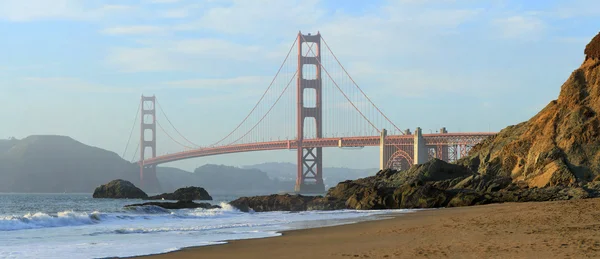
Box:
379, 129, 393, 170
413, 127, 428, 165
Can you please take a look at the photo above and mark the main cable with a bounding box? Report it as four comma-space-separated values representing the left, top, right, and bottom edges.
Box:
122, 101, 141, 158
155, 99, 201, 148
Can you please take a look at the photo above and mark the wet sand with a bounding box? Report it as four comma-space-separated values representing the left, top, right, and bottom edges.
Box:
139, 198, 600, 258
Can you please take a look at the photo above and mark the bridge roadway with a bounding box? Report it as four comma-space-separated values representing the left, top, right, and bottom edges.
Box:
141, 132, 496, 166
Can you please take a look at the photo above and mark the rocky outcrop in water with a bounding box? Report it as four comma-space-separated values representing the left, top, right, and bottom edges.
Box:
93, 179, 148, 199
124, 200, 221, 210
147, 186, 212, 201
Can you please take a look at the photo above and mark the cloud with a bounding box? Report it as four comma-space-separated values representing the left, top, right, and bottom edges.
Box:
102, 26, 167, 35
148, 0, 180, 4
173, 0, 324, 34
107, 47, 181, 72
165, 76, 271, 89
21, 77, 133, 93
105, 38, 273, 73
162, 9, 189, 18
0, 0, 133, 21
493, 15, 545, 39
552, 0, 600, 18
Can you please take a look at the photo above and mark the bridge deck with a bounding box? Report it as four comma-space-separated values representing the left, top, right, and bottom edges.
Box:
141, 133, 495, 166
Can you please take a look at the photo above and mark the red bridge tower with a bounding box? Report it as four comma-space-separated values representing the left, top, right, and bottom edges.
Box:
140, 95, 157, 188
296, 32, 325, 193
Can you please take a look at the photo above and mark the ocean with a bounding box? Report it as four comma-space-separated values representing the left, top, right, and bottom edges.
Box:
0, 193, 411, 258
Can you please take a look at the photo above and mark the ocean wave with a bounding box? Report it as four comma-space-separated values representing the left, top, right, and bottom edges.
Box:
123, 205, 172, 214
112, 222, 274, 235
0, 203, 242, 231
0, 211, 103, 231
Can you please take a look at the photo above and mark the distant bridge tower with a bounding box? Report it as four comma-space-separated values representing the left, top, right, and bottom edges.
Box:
140, 95, 157, 188
296, 31, 325, 193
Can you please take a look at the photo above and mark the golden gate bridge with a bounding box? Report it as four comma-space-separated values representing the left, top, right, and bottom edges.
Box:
122, 32, 495, 193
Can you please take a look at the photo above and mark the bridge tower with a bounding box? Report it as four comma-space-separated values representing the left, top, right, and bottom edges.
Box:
140, 95, 157, 188
296, 31, 325, 193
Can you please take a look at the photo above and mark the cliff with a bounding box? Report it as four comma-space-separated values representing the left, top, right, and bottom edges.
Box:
462, 32, 600, 188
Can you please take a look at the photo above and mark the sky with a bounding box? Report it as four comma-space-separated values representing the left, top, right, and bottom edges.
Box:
0, 0, 599, 171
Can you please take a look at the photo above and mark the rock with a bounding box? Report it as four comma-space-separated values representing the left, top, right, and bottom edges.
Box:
394, 183, 450, 209
447, 191, 491, 207
229, 194, 319, 212
148, 186, 212, 200
124, 200, 221, 210
93, 179, 148, 199
585, 32, 600, 60
307, 197, 348, 210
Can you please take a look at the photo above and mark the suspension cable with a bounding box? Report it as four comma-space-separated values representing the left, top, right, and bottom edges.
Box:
209, 37, 299, 147
301, 34, 379, 132
130, 141, 139, 163
321, 36, 404, 134
122, 101, 141, 158
156, 120, 195, 149
227, 70, 298, 145
155, 99, 201, 148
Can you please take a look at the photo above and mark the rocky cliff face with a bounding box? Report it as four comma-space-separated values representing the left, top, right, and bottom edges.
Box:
462, 32, 600, 188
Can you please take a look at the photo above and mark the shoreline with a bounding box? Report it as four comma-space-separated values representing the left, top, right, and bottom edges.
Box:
129, 209, 413, 259
137, 198, 600, 259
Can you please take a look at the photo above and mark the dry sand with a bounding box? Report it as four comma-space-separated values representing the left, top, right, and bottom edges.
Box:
139, 198, 600, 259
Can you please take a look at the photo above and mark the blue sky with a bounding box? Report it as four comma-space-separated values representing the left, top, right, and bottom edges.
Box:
0, 0, 598, 171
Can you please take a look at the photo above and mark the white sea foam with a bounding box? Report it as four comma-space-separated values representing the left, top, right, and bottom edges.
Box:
0, 200, 412, 259
0, 210, 103, 231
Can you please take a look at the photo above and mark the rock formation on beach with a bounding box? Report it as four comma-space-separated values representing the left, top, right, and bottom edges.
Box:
93, 179, 148, 199
230, 194, 346, 212
147, 186, 213, 201
229, 32, 600, 212
124, 200, 221, 210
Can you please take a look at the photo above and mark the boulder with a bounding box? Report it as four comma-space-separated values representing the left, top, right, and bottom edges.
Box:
93, 179, 148, 199
394, 183, 450, 209
148, 186, 212, 200
124, 200, 221, 210
229, 194, 318, 212
307, 196, 348, 210
447, 191, 492, 207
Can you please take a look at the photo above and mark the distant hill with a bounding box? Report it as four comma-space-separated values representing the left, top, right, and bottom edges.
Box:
0, 136, 377, 194
0, 135, 160, 193
243, 162, 378, 188
157, 164, 295, 195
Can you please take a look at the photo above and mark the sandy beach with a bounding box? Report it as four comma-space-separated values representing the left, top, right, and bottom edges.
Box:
139, 198, 600, 259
